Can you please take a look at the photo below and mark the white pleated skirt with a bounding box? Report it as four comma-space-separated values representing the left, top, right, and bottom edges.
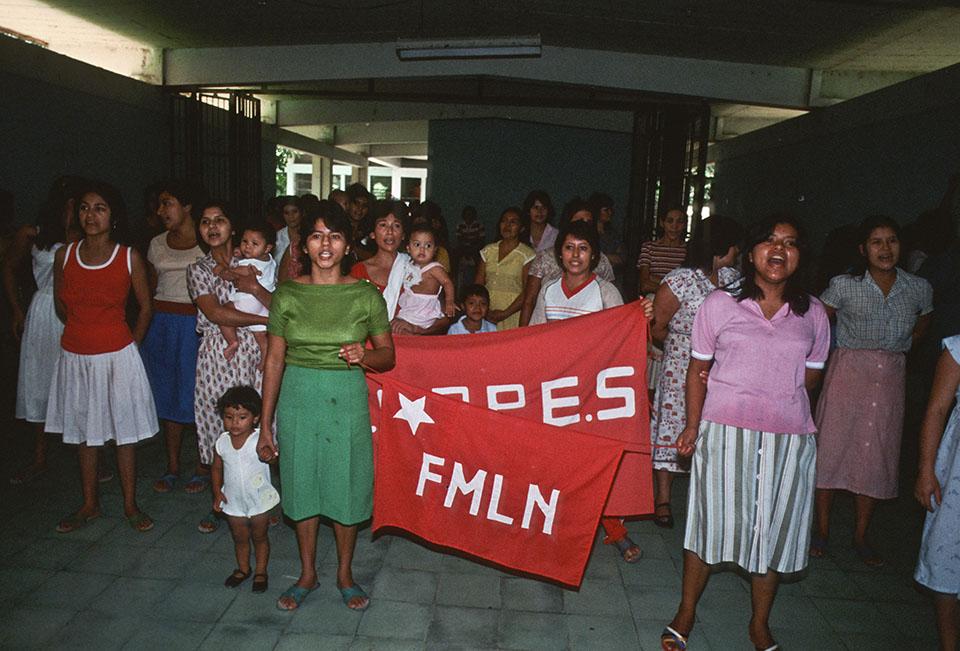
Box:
15, 290, 64, 422
684, 421, 816, 574
45, 342, 158, 446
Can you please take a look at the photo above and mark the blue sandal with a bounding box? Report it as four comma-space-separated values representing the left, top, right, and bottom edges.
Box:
276, 583, 318, 611
338, 584, 370, 610
184, 474, 211, 494
153, 473, 178, 493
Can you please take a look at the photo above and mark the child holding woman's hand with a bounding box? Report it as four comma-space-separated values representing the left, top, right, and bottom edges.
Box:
211, 386, 280, 593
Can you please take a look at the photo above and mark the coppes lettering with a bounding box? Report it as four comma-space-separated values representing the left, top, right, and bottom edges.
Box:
416, 454, 560, 535
431, 366, 636, 426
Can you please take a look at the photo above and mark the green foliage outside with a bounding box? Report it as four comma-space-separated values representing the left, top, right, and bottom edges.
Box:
275, 146, 294, 195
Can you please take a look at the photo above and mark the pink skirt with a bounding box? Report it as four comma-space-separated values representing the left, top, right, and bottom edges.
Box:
814, 348, 905, 499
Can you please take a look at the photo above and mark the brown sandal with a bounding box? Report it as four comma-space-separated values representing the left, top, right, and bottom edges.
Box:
224, 568, 250, 588
252, 573, 268, 593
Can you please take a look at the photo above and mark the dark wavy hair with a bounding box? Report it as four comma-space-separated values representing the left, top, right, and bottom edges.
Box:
682, 215, 743, 277
298, 200, 353, 274
558, 197, 597, 230
36, 175, 87, 250
195, 200, 239, 250
731, 213, 811, 316
496, 206, 528, 243
75, 180, 130, 245
555, 219, 601, 271
522, 190, 554, 224
216, 385, 262, 418
850, 215, 902, 278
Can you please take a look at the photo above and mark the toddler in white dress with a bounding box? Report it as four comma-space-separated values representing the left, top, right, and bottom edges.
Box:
212, 386, 280, 593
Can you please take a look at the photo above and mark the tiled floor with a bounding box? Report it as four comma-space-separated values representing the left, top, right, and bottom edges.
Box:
0, 422, 942, 650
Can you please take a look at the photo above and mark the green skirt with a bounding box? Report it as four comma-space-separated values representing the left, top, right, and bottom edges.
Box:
277, 365, 373, 524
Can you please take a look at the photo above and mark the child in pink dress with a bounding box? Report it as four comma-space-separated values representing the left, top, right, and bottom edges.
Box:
393, 225, 455, 332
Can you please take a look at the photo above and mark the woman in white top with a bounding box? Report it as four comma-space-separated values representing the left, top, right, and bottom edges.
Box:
3, 176, 83, 484
523, 189, 558, 253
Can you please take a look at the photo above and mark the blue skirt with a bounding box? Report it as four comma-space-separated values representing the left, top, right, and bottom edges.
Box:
140, 310, 199, 423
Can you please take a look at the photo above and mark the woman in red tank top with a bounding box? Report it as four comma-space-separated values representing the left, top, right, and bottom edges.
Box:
46, 180, 158, 534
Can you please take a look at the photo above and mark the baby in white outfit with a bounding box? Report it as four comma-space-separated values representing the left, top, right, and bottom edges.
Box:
394, 225, 456, 332
219, 224, 277, 364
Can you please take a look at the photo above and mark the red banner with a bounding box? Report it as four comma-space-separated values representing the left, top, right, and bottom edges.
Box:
373, 376, 626, 587
369, 301, 651, 516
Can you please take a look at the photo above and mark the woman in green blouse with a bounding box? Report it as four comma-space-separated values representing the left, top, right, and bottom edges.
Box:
259, 200, 395, 612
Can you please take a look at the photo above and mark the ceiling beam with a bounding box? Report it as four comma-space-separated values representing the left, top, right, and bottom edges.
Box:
264, 125, 367, 166
274, 98, 634, 132
165, 42, 813, 108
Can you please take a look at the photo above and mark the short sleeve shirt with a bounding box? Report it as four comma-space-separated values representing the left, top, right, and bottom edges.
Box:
636, 240, 686, 278
690, 290, 831, 434
267, 279, 390, 369
820, 270, 933, 352
527, 249, 615, 284
148, 233, 203, 304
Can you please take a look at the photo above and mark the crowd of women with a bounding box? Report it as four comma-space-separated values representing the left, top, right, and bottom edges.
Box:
3, 176, 959, 649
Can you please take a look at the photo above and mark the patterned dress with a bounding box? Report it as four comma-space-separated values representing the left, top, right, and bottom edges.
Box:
187, 254, 263, 465
914, 335, 960, 594
651, 266, 739, 472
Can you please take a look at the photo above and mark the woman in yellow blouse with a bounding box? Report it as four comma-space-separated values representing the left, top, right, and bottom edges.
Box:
475, 207, 535, 330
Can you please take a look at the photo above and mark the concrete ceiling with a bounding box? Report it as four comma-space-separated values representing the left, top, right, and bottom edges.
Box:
4, 0, 960, 159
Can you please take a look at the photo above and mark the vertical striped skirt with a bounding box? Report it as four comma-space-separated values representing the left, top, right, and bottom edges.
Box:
683, 421, 816, 574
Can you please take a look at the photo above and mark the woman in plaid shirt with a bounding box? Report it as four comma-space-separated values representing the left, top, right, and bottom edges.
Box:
811, 215, 933, 567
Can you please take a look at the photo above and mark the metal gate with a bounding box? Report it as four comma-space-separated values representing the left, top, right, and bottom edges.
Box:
169, 92, 262, 220
623, 102, 711, 298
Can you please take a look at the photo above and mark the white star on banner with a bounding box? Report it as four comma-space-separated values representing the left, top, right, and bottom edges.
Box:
393, 393, 434, 436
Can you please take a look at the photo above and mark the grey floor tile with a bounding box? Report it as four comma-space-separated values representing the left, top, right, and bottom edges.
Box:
200, 623, 282, 650
0, 605, 76, 648
44, 611, 142, 649
620, 557, 681, 590
436, 572, 501, 609
356, 599, 432, 640
501, 577, 564, 613
125, 546, 203, 580
219, 588, 297, 628
836, 632, 920, 650
351, 637, 426, 651
426, 605, 498, 647
694, 584, 752, 625
16, 536, 93, 571
177, 549, 247, 584
0, 566, 55, 603
121, 620, 214, 650
67, 542, 145, 576
152, 582, 238, 622
499, 610, 568, 649
567, 613, 640, 648
563, 577, 631, 617
624, 586, 678, 621
153, 520, 226, 551
372, 566, 437, 604
21, 570, 116, 608
811, 597, 901, 636
276, 632, 354, 650
800, 568, 869, 599
769, 594, 832, 630
87, 576, 178, 618
383, 536, 445, 572
875, 601, 939, 641
851, 571, 926, 604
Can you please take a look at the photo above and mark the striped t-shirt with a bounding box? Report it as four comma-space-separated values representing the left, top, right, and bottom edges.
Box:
636, 240, 686, 279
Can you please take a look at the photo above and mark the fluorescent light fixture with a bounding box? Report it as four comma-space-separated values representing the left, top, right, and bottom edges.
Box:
396, 35, 541, 61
